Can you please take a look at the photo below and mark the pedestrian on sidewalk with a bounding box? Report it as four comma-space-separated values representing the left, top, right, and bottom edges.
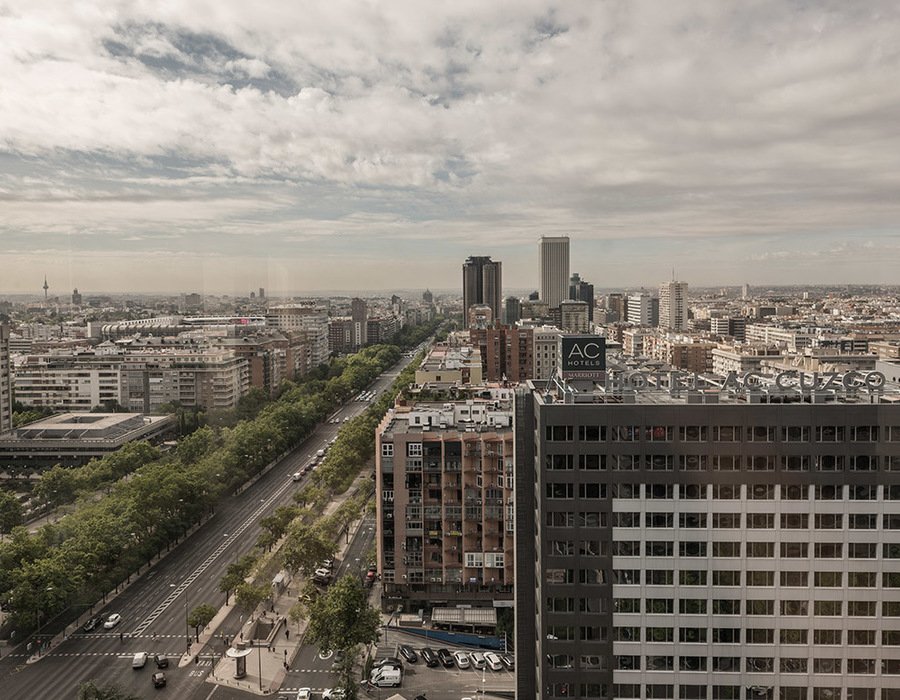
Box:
285, 628, 290, 639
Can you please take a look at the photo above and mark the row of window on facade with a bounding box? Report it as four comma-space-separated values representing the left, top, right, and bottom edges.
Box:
545, 482, 898, 500
545, 685, 898, 700
545, 453, 898, 472
549, 654, 899, 674
546, 597, 900, 617
546, 425, 900, 442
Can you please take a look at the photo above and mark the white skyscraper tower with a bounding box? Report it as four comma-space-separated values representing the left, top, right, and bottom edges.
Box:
539, 236, 570, 309
659, 280, 689, 331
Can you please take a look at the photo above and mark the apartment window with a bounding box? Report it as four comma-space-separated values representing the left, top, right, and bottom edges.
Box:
578, 483, 607, 499
782, 455, 810, 471
680, 599, 707, 614
748, 484, 774, 499
647, 569, 673, 585
679, 512, 706, 528
712, 686, 740, 699
611, 425, 638, 441
546, 454, 574, 470
407, 442, 423, 457
712, 542, 741, 557
711, 628, 740, 643
680, 426, 707, 441
714, 425, 741, 441
546, 483, 573, 499
781, 542, 808, 558
613, 685, 640, 699
747, 571, 775, 586
712, 484, 740, 499
680, 483, 705, 499
613, 626, 640, 641
812, 691, 841, 700
679, 541, 707, 557
814, 542, 842, 558
851, 425, 878, 442
885, 514, 900, 529
850, 455, 876, 471
647, 599, 674, 614
780, 658, 807, 673
887, 484, 900, 499
679, 570, 707, 586
578, 425, 607, 441
848, 659, 875, 674
712, 513, 740, 528
546, 568, 574, 584
612, 483, 640, 499
647, 627, 674, 643
546, 625, 575, 640
578, 511, 606, 527
814, 484, 842, 500
647, 484, 673, 499
713, 455, 740, 471
747, 657, 774, 672
613, 512, 640, 527
780, 628, 807, 644
815, 454, 844, 471
646, 541, 673, 557
548, 653, 574, 669
848, 542, 876, 558
645, 426, 673, 441
546, 425, 574, 441
580, 597, 607, 613
749, 455, 776, 471
813, 629, 841, 644
886, 543, 900, 558
813, 601, 842, 616
579, 625, 606, 641
546, 597, 576, 613
615, 654, 641, 670
578, 569, 605, 585
812, 658, 842, 674
680, 454, 708, 471
814, 513, 842, 529
549, 541, 574, 556
781, 513, 808, 528
783, 426, 809, 442
780, 571, 808, 586
647, 512, 673, 528
713, 658, 741, 673
848, 572, 876, 588
816, 426, 844, 442
679, 683, 706, 698
613, 598, 640, 613
645, 686, 674, 700
546, 512, 575, 527
814, 571, 841, 587
748, 513, 774, 528
614, 455, 638, 471
849, 484, 877, 500
747, 600, 774, 615
679, 657, 707, 672
613, 541, 640, 556
712, 570, 741, 586
883, 630, 900, 645
579, 540, 603, 557
647, 454, 674, 470
747, 542, 774, 557
749, 425, 776, 441
645, 655, 674, 671
849, 629, 875, 645
381, 443, 394, 457
747, 628, 774, 643
848, 601, 876, 616
679, 627, 707, 643
578, 454, 605, 470
781, 600, 808, 615
712, 599, 740, 615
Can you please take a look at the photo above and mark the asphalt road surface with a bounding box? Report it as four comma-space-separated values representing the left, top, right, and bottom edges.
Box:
0, 357, 412, 700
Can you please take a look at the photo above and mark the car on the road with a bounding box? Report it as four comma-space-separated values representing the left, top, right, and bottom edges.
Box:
152, 671, 166, 688
500, 653, 515, 670
453, 650, 471, 669
398, 644, 418, 663
322, 689, 345, 700
103, 613, 122, 629
420, 647, 439, 667
484, 651, 503, 671
132, 651, 148, 669
291, 471, 303, 482
313, 567, 331, 584
82, 615, 102, 632
295, 689, 312, 700
437, 648, 454, 668
154, 653, 169, 669
469, 651, 486, 670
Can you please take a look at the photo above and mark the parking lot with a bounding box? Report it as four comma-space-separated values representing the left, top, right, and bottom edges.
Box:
370, 633, 515, 700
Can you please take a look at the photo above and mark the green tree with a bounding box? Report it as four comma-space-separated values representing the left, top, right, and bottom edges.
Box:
187, 603, 218, 641
77, 681, 139, 700
0, 490, 24, 534
282, 524, 336, 576
234, 583, 268, 618
305, 575, 381, 699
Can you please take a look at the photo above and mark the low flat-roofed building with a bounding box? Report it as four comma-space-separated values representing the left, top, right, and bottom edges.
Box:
0, 412, 175, 467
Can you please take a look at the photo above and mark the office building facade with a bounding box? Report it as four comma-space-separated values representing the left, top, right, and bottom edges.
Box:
0, 323, 12, 435
570, 273, 596, 322
540, 237, 570, 309
463, 256, 503, 328
516, 371, 900, 700
660, 281, 689, 332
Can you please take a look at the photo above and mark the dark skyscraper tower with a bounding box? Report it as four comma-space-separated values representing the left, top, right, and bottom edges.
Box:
462, 256, 502, 328
568, 272, 595, 322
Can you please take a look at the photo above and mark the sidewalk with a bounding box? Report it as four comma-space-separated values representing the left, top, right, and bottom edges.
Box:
203, 475, 372, 695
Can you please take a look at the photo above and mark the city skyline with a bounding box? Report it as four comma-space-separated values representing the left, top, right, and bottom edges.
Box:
2, 2, 900, 293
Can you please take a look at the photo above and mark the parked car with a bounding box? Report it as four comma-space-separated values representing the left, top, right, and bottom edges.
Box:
453, 651, 471, 669
152, 672, 166, 688
373, 656, 403, 669
82, 616, 102, 632
132, 651, 148, 669
322, 689, 345, 700
420, 647, 439, 667
500, 653, 515, 670
398, 644, 418, 663
484, 652, 503, 671
291, 471, 303, 482
153, 654, 169, 669
313, 568, 331, 584
469, 651, 485, 669
370, 665, 402, 687
295, 689, 312, 700
103, 613, 122, 629
437, 648, 454, 668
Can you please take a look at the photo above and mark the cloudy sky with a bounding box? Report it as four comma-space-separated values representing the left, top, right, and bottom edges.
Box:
2, 1, 899, 295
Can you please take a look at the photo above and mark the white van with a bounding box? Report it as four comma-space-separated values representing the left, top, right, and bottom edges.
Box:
370, 666, 402, 687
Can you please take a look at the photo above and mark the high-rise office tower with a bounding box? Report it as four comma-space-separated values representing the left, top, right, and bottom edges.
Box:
569, 273, 595, 322
259, 287, 266, 300
505, 296, 522, 325
462, 256, 502, 328
515, 367, 900, 700
627, 292, 654, 327
71, 288, 82, 306
351, 297, 367, 348
539, 236, 570, 309
0, 322, 13, 435
660, 280, 688, 331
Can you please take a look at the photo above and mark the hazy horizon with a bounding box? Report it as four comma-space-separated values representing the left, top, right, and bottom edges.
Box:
2, 2, 899, 292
